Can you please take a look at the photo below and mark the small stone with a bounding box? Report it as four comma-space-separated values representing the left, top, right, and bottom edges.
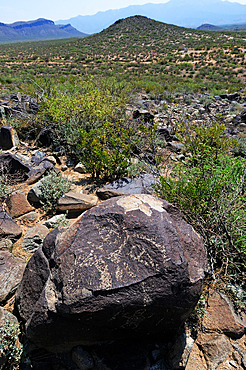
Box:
74, 162, 86, 174
21, 225, 49, 252
17, 211, 39, 224
61, 165, 68, 171
42, 214, 67, 228
46, 156, 57, 165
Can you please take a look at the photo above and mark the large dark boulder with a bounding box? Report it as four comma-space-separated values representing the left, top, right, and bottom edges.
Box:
16, 195, 207, 352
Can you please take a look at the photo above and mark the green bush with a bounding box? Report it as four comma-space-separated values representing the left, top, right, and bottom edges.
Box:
0, 319, 22, 369
79, 121, 134, 180
40, 171, 72, 212
155, 120, 246, 288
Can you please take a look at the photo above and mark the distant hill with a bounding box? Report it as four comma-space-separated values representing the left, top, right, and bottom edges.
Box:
198, 22, 246, 31
0, 18, 87, 43
56, 0, 246, 34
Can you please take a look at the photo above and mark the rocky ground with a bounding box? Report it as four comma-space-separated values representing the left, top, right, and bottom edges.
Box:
0, 91, 245, 369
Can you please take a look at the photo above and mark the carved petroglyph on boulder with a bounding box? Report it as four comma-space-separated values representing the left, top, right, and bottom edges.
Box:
16, 195, 207, 351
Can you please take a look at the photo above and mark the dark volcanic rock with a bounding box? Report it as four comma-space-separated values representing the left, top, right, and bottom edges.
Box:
220, 92, 241, 102
0, 250, 26, 304
16, 194, 207, 351
0, 152, 53, 184
35, 126, 54, 147
0, 206, 22, 239
0, 125, 19, 149
96, 174, 157, 200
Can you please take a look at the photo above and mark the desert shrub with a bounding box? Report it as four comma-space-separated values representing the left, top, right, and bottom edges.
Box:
155, 120, 246, 288
40, 171, 72, 212
79, 121, 135, 180
0, 319, 23, 369
0, 174, 8, 200
234, 137, 246, 158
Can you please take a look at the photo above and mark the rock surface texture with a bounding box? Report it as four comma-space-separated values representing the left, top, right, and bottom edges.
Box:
16, 194, 207, 351
0, 250, 26, 304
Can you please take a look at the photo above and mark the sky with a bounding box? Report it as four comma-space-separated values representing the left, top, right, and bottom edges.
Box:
1, 0, 246, 23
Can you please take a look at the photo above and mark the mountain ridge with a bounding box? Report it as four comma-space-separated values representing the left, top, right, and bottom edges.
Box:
56, 0, 246, 34
0, 18, 87, 43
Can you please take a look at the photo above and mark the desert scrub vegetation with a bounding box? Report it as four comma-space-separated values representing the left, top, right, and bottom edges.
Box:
40, 171, 72, 213
0, 16, 245, 96
0, 319, 23, 369
155, 120, 246, 289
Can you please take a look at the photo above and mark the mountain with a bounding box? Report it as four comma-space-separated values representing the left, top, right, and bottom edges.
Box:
198, 22, 246, 31
0, 18, 87, 43
56, 0, 246, 34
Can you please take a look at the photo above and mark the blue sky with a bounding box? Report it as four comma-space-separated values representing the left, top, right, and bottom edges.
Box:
1, 0, 246, 23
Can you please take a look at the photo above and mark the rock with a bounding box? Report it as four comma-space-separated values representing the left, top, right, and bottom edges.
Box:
27, 175, 49, 203
56, 191, 98, 213
202, 290, 245, 339
0, 307, 20, 369
0, 152, 53, 185
42, 214, 67, 228
0, 206, 22, 239
156, 127, 173, 142
96, 174, 157, 200
17, 211, 39, 224
0, 238, 12, 251
133, 109, 154, 122
74, 162, 86, 174
45, 156, 57, 165
167, 142, 185, 153
186, 342, 207, 370
16, 194, 207, 351
35, 126, 53, 147
72, 346, 94, 370
232, 109, 246, 125
196, 333, 232, 369
0, 250, 26, 304
220, 92, 241, 102
6, 192, 34, 218
0, 125, 19, 149
61, 165, 68, 171
21, 224, 49, 252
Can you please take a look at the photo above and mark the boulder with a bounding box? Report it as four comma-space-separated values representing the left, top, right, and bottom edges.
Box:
96, 174, 157, 200
0, 250, 26, 304
56, 191, 98, 213
0, 206, 22, 239
0, 125, 19, 149
16, 194, 207, 351
6, 192, 34, 218
21, 224, 49, 252
0, 152, 53, 185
